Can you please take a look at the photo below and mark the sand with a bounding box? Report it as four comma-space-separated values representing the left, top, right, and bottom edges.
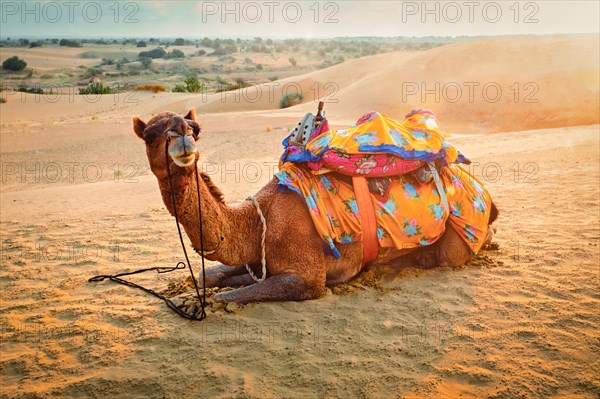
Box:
1, 35, 599, 398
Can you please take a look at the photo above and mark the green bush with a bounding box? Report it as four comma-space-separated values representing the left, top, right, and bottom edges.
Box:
279, 92, 303, 108
172, 84, 188, 93
17, 85, 43, 94
184, 76, 203, 93
2, 56, 27, 71
79, 82, 113, 95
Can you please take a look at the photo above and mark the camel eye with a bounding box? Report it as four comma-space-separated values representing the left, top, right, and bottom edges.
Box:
186, 121, 200, 139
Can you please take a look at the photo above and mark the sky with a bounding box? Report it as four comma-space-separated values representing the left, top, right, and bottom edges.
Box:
0, 0, 598, 39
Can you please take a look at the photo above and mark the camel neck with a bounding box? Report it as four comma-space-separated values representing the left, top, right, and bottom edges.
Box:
158, 166, 263, 266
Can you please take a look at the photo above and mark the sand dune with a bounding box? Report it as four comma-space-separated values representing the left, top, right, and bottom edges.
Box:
197, 35, 599, 133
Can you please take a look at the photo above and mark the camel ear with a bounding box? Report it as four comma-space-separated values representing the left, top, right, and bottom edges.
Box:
132, 117, 147, 139
184, 108, 197, 122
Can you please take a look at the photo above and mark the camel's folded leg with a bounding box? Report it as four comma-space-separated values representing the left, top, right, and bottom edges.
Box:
204, 264, 249, 288
214, 274, 324, 304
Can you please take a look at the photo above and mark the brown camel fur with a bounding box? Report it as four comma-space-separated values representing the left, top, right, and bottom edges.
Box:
133, 109, 498, 304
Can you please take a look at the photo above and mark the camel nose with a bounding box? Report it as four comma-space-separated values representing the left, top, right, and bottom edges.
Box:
181, 134, 196, 154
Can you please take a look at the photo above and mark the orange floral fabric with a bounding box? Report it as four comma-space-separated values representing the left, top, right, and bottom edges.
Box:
276, 163, 492, 258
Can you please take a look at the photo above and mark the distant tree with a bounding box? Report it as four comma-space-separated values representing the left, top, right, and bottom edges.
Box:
139, 56, 152, 69
174, 38, 185, 46
51, 38, 59, 44
29, 42, 42, 48
289, 57, 297, 66
266, 39, 273, 45
201, 37, 213, 48
2, 56, 27, 71
137, 41, 147, 47
165, 49, 184, 59
19, 38, 29, 46
138, 47, 166, 59
59, 39, 81, 47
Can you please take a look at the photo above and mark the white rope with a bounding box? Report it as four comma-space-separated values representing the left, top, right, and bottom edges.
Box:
427, 162, 450, 213
245, 196, 267, 283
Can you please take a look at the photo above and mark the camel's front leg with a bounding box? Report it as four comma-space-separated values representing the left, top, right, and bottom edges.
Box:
204, 264, 250, 288
214, 274, 324, 304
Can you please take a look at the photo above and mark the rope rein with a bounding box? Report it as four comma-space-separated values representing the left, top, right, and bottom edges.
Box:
88, 133, 207, 321
245, 196, 268, 283
89, 126, 270, 317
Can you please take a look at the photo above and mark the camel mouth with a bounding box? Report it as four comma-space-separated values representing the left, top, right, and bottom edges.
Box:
172, 153, 197, 167
168, 134, 198, 167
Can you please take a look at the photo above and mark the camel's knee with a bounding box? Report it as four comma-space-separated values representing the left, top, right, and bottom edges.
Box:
436, 228, 473, 267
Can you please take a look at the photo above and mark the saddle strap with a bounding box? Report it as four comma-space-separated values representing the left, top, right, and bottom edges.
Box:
352, 176, 379, 265
427, 162, 450, 213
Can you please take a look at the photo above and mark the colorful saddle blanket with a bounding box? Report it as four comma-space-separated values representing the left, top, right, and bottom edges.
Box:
276, 110, 493, 258
281, 110, 469, 176
276, 162, 493, 258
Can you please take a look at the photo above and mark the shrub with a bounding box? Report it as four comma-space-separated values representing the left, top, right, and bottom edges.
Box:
197, 49, 206, 56
59, 39, 81, 47
29, 42, 42, 48
137, 41, 147, 47
184, 76, 203, 93
2, 56, 27, 71
174, 38, 185, 46
138, 47, 166, 59
164, 49, 184, 59
268, 75, 278, 81
139, 56, 152, 69
279, 92, 303, 108
289, 57, 297, 66
0, 97, 6, 104
79, 82, 113, 95
136, 84, 166, 93
16, 85, 43, 94
172, 84, 188, 93
83, 67, 103, 78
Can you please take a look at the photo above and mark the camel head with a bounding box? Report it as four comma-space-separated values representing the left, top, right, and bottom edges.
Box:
132, 109, 201, 178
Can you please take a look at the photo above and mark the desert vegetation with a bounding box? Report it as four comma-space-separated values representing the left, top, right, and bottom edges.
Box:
0, 36, 471, 96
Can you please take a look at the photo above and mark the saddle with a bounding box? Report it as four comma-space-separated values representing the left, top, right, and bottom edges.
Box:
280, 105, 465, 265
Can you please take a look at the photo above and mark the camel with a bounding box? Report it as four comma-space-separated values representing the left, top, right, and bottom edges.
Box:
132, 109, 498, 304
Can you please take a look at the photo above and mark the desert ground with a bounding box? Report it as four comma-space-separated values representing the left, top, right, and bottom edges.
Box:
1, 34, 599, 398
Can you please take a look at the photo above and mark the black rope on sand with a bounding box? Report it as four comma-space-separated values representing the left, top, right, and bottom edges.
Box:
89, 132, 207, 321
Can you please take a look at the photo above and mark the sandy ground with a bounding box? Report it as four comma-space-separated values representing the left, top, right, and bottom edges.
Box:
1, 35, 599, 398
